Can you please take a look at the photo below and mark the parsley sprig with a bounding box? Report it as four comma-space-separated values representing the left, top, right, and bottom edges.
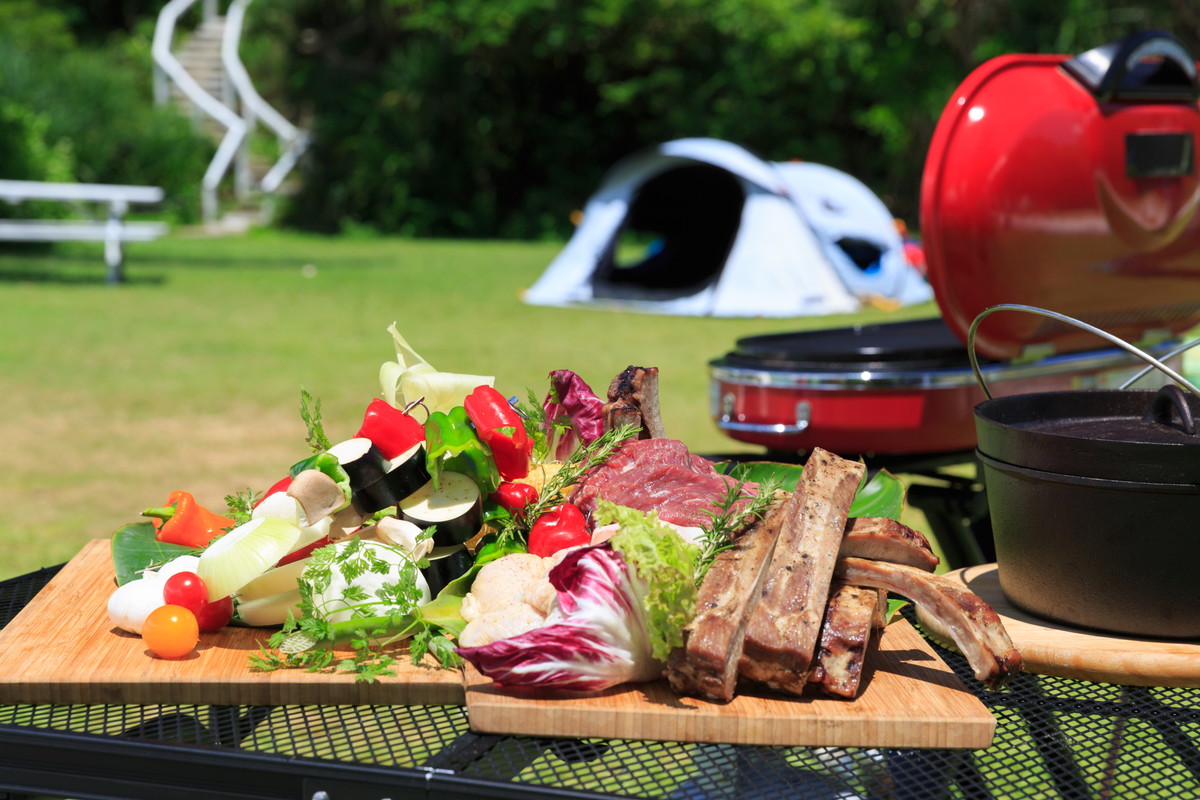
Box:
249, 534, 460, 682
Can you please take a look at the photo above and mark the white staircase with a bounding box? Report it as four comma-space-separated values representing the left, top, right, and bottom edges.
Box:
153, 0, 308, 225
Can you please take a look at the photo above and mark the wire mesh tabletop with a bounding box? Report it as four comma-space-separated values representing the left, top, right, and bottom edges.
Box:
3, 565, 1199, 800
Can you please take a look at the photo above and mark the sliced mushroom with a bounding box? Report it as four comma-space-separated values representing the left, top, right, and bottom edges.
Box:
286, 469, 347, 525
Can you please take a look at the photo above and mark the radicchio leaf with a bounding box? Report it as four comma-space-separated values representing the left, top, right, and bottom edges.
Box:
456, 544, 661, 690
542, 370, 606, 461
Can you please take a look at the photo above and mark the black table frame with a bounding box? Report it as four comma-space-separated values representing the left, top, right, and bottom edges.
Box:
4, 563, 1200, 800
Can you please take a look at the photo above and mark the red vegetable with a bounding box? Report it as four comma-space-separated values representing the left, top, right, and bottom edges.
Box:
489, 482, 539, 523
356, 398, 426, 460
253, 476, 293, 508
528, 503, 590, 557
276, 535, 333, 566
162, 571, 233, 632
464, 385, 532, 481
543, 370, 606, 460
143, 491, 235, 549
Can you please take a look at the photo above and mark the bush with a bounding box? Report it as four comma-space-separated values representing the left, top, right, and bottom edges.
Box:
0, 2, 212, 223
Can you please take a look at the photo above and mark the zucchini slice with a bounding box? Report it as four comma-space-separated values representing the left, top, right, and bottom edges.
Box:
399, 471, 483, 546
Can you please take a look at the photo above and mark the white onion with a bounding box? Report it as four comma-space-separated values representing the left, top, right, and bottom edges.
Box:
197, 517, 302, 602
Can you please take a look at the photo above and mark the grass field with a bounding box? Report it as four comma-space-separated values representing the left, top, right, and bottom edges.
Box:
0, 229, 941, 581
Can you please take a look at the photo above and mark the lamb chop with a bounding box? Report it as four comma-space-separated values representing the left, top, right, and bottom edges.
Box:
665, 501, 787, 701
834, 556, 1023, 689
739, 448, 865, 695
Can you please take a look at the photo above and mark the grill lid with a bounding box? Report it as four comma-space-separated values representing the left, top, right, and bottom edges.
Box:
920, 31, 1200, 360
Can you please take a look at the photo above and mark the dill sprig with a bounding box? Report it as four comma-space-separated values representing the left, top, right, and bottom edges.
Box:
300, 388, 331, 453
696, 472, 786, 582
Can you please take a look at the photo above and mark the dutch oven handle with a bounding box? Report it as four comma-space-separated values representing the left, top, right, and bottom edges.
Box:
1145, 384, 1198, 435
967, 303, 1200, 400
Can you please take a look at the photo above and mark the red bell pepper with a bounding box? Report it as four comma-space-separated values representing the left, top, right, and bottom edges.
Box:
143, 491, 235, 549
253, 475, 294, 508
356, 398, 426, 460
528, 503, 590, 557
463, 385, 532, 481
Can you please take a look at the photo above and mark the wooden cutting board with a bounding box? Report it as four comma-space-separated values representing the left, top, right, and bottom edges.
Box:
919, 564, 1200, 687
0, 540, 997, 749
464, 619, 996, 749
0, 540, 465, 706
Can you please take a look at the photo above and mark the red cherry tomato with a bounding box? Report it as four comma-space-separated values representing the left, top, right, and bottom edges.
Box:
163, 571, 208, 616
142, 604, 199, 659
194, 595, 234, 631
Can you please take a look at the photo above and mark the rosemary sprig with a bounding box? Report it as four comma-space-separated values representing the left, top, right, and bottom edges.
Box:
493, 421, 640, 546
695, 472, 786, 581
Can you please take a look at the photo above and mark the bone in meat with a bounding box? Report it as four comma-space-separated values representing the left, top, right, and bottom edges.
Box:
739, 447, 866, 695
835, 556, 1023, 689
840, 517, 940, 572
602, 365, 666, 439
665, 502, 787, 701
807, 583, 886, 698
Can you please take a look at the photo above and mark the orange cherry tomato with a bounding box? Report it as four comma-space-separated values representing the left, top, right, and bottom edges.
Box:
142, 604, 199, 659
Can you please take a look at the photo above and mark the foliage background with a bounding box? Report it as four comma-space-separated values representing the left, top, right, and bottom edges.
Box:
246, 0, 1200, 238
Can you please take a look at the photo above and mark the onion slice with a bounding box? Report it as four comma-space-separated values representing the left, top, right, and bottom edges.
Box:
197, 517, 302, 602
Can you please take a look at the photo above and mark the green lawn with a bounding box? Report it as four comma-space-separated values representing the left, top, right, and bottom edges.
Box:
0, 230, 940, 580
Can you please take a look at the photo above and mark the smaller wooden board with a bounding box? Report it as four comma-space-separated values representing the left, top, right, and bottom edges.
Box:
921, 564, 1200, 687
0, 540, 465, 706
464, 620, 996, 749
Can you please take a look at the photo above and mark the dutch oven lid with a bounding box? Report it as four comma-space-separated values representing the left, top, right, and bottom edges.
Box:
974, 385, 1200, 483
920, 31, 1200, 360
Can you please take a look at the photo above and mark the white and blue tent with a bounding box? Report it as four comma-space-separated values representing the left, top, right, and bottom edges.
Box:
523, 138, 932, 317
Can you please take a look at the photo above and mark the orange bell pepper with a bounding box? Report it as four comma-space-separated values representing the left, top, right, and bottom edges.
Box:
143, 490, 235, 549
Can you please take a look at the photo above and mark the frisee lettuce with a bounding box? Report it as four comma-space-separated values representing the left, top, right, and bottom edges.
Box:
595, 500, 699, 662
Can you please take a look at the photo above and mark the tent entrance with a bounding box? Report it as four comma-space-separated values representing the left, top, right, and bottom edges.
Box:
592, 163, 744, 299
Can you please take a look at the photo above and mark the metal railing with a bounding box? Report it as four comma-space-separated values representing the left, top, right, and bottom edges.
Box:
152, 0, 307, 223
222, 0, 309, 196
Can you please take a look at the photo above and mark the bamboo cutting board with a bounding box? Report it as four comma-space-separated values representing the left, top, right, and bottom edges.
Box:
0, 540, 997, 748
0, 540, 465, 706
921, 565, 1200, 687
464, 620, 996, 749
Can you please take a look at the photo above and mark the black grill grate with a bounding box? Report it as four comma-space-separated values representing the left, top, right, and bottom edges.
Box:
3, 570, 1199, 799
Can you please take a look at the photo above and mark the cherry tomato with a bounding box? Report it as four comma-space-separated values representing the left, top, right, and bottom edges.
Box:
194, 595, 234, 631
142, 604, 199, 659
163, 571, 208, 616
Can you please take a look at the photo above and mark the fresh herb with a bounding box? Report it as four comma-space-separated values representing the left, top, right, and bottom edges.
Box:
300, 388, 331, 453
249, 535, 462, 682
492, 421, 639, 547
597, 501, 700, 661
519, 389, 554, 463
696, 473, 785, 581
224, 488, 258, 527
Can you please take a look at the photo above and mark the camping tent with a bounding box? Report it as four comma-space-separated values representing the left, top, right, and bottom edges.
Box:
523, 138, 933, 317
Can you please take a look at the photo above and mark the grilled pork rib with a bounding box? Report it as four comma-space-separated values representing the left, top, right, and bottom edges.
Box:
666, 502, 786, 701
739, 448, 865, 695
840, 517, 940, 572
834, 556, 1023, 688
808, 583, 885, 698
603, 365, 666, 439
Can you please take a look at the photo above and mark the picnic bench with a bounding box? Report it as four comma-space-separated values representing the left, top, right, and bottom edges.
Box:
0, 180, 168, 283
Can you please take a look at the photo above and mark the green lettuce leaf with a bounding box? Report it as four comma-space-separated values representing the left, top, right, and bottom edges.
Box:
596, 500, 700, 662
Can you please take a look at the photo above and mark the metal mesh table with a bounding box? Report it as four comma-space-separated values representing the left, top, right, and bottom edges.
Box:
2, 565, 1199, 800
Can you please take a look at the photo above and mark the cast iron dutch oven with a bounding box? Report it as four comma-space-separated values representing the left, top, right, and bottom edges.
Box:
975, 384, 1200, 639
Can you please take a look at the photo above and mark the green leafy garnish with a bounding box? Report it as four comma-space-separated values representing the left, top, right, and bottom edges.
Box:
597, 500, 699, 662
110, 522, 199, 585
249, 535, 463, 682
300, 388, 331, 453
697, 472, 785, 581
224, 488, 258, 527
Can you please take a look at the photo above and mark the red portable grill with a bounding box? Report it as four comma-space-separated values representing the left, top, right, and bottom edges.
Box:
711, 31, 1200, 463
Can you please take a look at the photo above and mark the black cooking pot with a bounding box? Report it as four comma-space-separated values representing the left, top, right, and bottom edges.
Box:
975, 385, 1200, 639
